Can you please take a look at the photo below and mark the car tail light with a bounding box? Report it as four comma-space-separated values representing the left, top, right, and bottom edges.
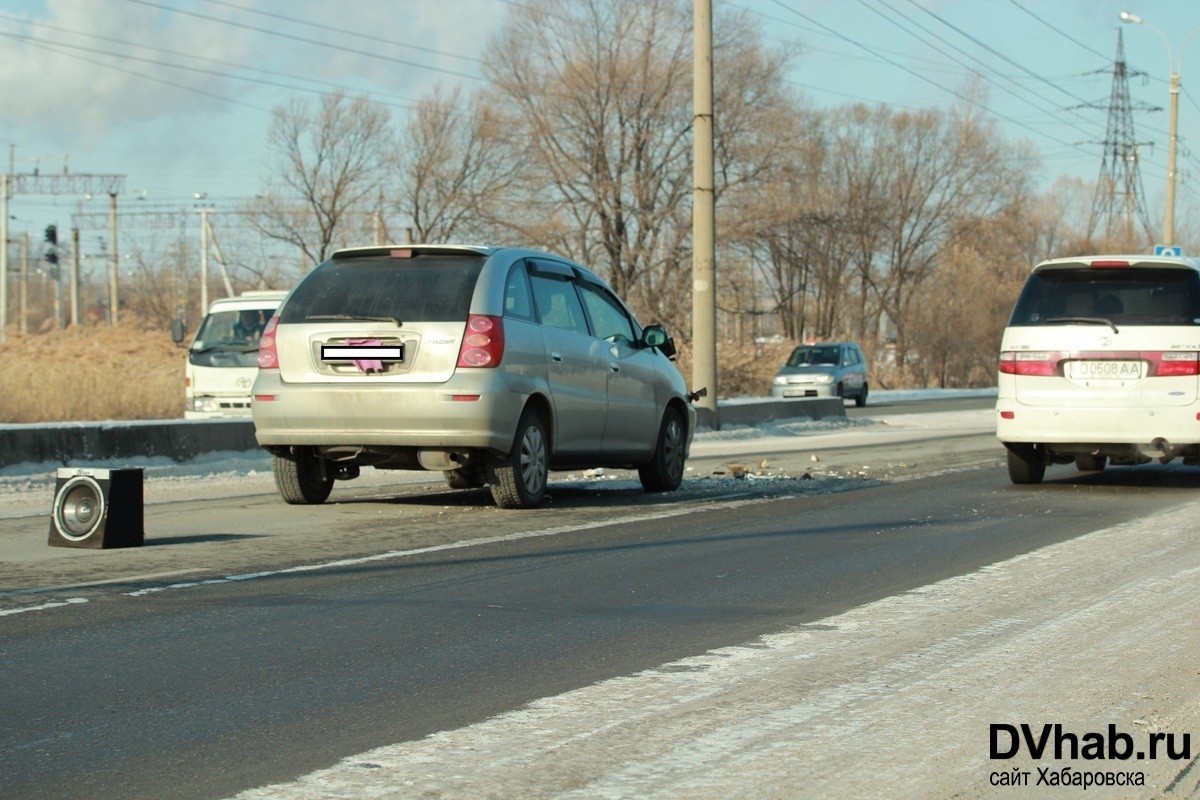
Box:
1152, 351, 1200, 376
1090, 260, 1130, 269
257, 316, 280, 369
998, 351, 1058, 376
456, 315, 504, 368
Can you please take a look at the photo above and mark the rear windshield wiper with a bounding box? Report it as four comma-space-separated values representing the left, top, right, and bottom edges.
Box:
305, 313, 403, 326
1045, 316, 1119, 334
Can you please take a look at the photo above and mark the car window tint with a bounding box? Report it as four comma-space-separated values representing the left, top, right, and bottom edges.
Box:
503, 263, 535, 321
578, 282, 635, 343
530, 274, 591, 336
279, 254, 485, 323
1009, 267, 1200, 326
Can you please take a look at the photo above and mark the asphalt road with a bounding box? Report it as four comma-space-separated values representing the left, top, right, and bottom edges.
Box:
4, 397, 1200, 799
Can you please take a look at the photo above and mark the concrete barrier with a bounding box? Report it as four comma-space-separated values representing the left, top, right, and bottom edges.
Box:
694, 398, 844, 430
0, 419, 257, 469
0, 399, 846, 469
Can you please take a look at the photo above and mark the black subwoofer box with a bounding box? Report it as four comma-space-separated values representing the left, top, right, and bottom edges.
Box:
48, 468, 144, 549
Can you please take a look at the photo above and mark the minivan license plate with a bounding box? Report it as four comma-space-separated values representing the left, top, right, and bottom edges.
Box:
1066, 360, 1143, 380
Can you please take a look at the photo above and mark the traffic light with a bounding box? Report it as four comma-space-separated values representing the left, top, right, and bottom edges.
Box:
44, 224, 57, 245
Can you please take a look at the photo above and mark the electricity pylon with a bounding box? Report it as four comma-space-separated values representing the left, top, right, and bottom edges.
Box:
1088, 29, 1157, 250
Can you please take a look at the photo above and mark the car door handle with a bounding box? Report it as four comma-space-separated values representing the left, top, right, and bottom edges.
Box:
609, 363, 620, 373
551, 352, 563, 363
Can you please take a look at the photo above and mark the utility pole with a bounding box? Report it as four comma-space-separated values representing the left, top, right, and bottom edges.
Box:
19, 232, 28, 334
1120, 12, 1200, 247
108, 192, 119, 325
0, 158, 125, 337
692, 0, 718, 421
198, 206, 210, 313
1, 173, 9, 343
70, 223, 80, 327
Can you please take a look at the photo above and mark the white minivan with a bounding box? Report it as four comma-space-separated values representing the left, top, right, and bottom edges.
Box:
997, 254, 1200, 483
176, 291, 289, 418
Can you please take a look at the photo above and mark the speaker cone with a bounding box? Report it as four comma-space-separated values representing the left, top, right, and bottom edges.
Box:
53, 476, 107, 540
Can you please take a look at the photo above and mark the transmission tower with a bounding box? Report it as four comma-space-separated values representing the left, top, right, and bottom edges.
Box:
1088, 29, 1157, 249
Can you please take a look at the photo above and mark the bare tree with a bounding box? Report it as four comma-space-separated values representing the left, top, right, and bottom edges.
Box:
481, 0, 795, 333
395, 86, 522, 243
246, 91, 393, 270
853, 100, 1035, 368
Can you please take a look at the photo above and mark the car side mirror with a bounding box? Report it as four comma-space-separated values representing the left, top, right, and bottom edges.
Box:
170, 318, 186, 346
642, 324, 676, 360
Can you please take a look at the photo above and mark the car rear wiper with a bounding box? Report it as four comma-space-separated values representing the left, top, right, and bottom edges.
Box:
305, 314, 403, 326
1045, 316, 1119, 334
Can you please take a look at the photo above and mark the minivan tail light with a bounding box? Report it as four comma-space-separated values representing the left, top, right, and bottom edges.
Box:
1153, 351, 1200, 376
1090, 260, 1130, 269
998, 350, 1058, 376
257, 316, 280, 369
456, 315, 504, 368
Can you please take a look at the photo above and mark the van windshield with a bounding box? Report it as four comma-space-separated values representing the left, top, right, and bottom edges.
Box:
1008, 267, 1200, 327
190, 308, 274, 367
279, 254, 485, 325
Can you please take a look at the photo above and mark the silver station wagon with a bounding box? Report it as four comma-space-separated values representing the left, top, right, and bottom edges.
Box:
252, 245, 696, 508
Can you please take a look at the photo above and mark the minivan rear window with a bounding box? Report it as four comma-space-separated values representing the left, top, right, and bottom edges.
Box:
1008, 267, 1200, 326
279, 254, 485, 324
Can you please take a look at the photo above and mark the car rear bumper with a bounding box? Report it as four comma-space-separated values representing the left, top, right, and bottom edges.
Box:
251, 370, 524, 452
995, 402, 1200, 446
770, 384, 838, 399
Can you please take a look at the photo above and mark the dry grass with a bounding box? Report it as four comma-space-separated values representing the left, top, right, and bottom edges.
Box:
0, 320, 796, 424
0, 321, 184, 423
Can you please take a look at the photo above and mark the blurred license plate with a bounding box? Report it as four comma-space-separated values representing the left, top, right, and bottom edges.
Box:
1066, 360, 1142, 380
321, 345, 404, 361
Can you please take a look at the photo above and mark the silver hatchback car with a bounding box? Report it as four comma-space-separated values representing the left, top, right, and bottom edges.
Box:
770, 341, 868, 406
252, 244, 696, 508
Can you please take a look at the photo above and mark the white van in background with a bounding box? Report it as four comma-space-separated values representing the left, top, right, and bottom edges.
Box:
175, 291, 289, 419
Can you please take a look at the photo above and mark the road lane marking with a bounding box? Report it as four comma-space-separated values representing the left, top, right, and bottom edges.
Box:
0, 597, 87, 616
124, 492, 766, 598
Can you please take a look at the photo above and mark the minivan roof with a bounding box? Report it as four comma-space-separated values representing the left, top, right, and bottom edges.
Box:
207, 290, 288, 309
1034, 254, 1200, 272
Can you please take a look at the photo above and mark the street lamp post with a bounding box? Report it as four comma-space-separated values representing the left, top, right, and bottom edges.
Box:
1120, 12, 1200, 247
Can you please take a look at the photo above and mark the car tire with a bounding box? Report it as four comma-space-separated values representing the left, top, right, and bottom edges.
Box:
1006, 446, 1045, 485
856, 383, 868, 408
445, 467, 486, 490
1075, 454, 1107, 472
488, 408, 548, 509
638, 406, 686, 493
273, 448, 334, 504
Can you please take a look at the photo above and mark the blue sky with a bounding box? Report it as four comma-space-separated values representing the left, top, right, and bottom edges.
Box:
3, 0, 1200, 248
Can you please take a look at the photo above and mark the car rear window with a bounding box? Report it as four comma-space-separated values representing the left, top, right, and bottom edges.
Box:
279, 253, 485, 324
1008, 267, 1200, 326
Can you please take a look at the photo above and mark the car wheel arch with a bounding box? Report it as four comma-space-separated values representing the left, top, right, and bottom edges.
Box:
521, 393, 556, 455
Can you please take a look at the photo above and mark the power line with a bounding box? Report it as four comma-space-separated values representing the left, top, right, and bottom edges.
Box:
121, 0, 483, 83
763, 0, 1089, 154
198, 0, 483, 67
0, 12, 421, 110
0, 31, 270, 113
